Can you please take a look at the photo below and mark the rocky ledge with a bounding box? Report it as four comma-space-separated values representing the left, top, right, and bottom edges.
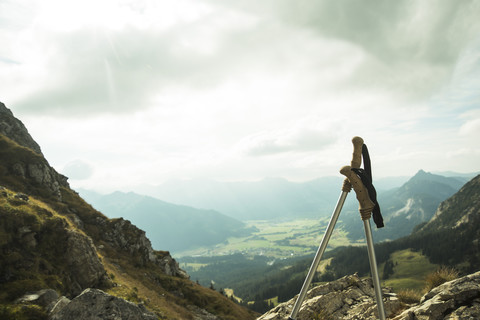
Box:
393, 270, 480, 320
258, 271, 480, 320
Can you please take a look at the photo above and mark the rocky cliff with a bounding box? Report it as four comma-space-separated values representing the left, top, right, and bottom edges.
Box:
0, 102, 257, 319
258, 271, 480, 320
420, 174, 480, 232
0, 101, 42, 155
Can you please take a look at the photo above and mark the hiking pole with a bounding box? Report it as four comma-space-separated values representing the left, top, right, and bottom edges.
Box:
340, 165, 386, 320
288, 137, 363, 320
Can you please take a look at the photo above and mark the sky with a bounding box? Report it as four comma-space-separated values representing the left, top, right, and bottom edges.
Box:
1, 0, 479, 193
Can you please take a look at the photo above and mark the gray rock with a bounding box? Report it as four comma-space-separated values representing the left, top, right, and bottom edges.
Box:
0, 101, 43, 154
48, 296, 71, 316
64, 229, 107, 296
49, 288, 158, 320
101, 218, 188, 278
258, 274, 402, 320
1, 102, 69, 201
392, 271, 480, 320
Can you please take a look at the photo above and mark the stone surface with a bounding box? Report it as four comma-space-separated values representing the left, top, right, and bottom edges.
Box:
48, 296, 71, 316
49, 288, 157, 320
0, 101, 43, 154
64, 229, 108, 296
258, 274, 402, 320
100, 217, 188, 278
259, 271, 480, 320
0, 102, 69, 200
392, 271, 480, 320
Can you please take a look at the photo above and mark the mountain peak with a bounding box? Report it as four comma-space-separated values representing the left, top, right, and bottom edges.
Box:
0, 101, 43, 155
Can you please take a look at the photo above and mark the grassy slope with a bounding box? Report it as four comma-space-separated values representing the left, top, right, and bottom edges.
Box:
380, 249, 438, 291
0, 134, 258, 320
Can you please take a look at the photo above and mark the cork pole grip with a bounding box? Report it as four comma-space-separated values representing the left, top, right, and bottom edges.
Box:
351, 136, 364, 169
342, 136, 364, 192
340, 165, 375, 219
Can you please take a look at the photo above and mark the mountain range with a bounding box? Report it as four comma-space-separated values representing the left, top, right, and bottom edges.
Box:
84, 169, 476, 252
342, 169, 472, 241
78, 189, 255, 253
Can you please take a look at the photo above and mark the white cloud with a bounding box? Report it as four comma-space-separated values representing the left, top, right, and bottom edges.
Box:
2, 0, 480, 192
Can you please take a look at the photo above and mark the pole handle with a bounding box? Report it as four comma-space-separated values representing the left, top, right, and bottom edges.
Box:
340, 165, 374, 219
342, 136, 364, 193
351, 136, 364, 169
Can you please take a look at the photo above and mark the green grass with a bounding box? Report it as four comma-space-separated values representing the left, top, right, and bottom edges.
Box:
381, 249, 438, 291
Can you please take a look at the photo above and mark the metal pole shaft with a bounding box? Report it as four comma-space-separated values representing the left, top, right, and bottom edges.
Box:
363, 219, 386, 320
288, 191, 348, 320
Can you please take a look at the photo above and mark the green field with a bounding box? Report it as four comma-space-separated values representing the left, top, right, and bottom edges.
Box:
380, 248, 438, 291
176, 218, 357, 258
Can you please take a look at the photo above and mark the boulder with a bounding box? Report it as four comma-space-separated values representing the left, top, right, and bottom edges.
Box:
258, 271, 480, 320
258, 274, 402, 320
64, 229, 108, 295
49, 288, 157, 320
392, 271, 480, 320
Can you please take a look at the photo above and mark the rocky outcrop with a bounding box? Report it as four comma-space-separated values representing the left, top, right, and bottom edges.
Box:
11, 161, 69, 200
393, 271, 480, 320
64, 229, 108, 296
259, 271, 480, 320
0, 101, 42, 154
100, 217, 188, 278
420, 175, 480, 232
49, 288, 157, 320
258, 274, 402, 320
0, 102, 69, 201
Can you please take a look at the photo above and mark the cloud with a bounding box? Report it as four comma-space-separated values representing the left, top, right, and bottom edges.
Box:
212, 0, 480, 101
240, 122, 337, 157
62, 159, 94, 180
8, 0, 480, 118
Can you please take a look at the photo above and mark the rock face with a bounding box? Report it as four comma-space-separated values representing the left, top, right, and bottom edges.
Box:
0, 102, 69, 200
0, 101, 42, 154
11, 161, 69, 200
420, 175, 480, 232
49, 288, 157, 320
258, 274, 402, 320
101, 217, 188, 278
259, 271, 480, 320
64, 229, 108, 296
392, 271, 480, 320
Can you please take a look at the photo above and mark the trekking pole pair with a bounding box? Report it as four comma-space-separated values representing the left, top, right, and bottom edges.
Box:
288, 136, 386, 320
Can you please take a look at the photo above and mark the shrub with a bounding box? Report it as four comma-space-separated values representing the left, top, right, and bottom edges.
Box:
424, 266, 459, 292
397, 289, 422, 304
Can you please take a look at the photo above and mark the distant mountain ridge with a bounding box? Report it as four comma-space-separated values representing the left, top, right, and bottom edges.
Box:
419, 174, 480, 233
79, 190, 255, 253
136, 170, 474, 221
343, 169, 471, 241
138, 176, 344, 221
